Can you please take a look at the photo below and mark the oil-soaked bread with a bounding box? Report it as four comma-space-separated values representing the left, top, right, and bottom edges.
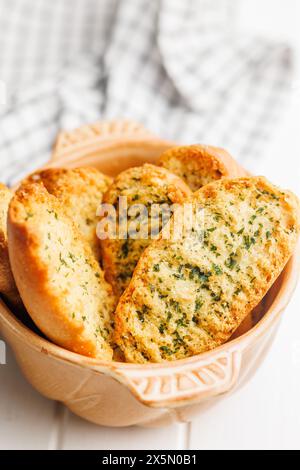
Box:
100, 164, 191, 298
8, 183, 116, 360
158, 145, 246, 191
115, 177, 300, 363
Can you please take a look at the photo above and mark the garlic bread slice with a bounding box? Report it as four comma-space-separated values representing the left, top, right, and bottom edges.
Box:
25, 167, 112, 260
8, 183, 115, 360
159, 145, 246, 191
0, 183, 23, 308
115, 177, 300, 363
100, 164, 191, 297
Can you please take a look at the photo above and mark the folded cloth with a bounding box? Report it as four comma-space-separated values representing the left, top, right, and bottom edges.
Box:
0, 0, 294, 185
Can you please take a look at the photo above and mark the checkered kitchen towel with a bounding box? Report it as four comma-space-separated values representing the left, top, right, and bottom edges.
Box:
0, 0, 294, 185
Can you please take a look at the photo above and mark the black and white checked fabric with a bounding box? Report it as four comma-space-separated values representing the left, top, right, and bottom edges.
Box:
0, 0, 294, 185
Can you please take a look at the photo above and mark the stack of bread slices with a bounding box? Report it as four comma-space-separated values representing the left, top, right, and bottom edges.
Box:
1, 145, 299, 363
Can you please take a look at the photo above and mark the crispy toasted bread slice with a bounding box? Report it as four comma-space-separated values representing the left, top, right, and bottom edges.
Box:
158, 145, 246, 191
114, 177, 300, 363
100, 164, 191, 297
8, 183, 116, 360
0, 183, 23, 308
25, 168, 112, 260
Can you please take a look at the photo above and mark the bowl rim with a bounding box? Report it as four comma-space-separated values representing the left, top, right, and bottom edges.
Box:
1, 241, 299, 373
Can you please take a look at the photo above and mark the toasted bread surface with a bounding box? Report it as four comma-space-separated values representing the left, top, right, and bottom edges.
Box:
115, 177, 300, 363
8, 183, 116, 360
0, 183, 23, 307
159, 145, 246, 191
100, 164, 191, 297
25, 168, 112, 260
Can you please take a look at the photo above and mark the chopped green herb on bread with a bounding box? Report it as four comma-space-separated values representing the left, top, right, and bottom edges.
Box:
8, 183, 116, 360
158, 144, 246, 191
100, 164, 191, 298
24, 167, 112, 260
114, 177, 300, 363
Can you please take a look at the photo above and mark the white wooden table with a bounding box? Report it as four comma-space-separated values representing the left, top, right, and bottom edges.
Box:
1, 0, 300, 450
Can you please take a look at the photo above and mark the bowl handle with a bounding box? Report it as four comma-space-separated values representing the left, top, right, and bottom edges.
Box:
112, 350, 242, 408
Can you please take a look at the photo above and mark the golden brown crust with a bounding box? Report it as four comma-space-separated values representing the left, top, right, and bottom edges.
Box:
158, 144, 247, 191
114, 176, 300, 363
8, 183, 116, 360
100, 164, 192, 298
0, 183, 23, 307
24, 167, 112, 260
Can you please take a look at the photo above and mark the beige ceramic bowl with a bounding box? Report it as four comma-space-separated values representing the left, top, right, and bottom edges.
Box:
0, 120, 299, 428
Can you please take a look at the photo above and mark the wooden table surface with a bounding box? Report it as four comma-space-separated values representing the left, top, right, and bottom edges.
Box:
0, 0, 300, 450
